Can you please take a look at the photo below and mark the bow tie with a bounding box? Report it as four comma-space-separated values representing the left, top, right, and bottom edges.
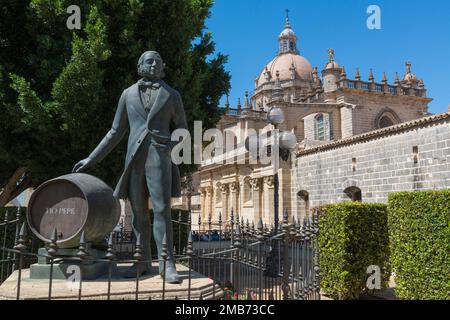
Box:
138, 80, 161, 89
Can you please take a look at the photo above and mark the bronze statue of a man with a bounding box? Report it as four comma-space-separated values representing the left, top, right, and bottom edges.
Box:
73, 51, 187, 283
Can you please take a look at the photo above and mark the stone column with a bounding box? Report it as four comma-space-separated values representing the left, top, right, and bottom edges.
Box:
220, 184, 229, 221
250, 178, 263, 223
205, 186, 213, 221
198, 187, 206, 231
229, 181, 240, 218
264, 176, 275, 226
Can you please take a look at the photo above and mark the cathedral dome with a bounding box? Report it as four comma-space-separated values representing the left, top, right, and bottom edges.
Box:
256, 53, 313, 87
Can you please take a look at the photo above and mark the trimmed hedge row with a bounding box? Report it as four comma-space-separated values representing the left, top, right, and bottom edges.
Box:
317, 202, 390, 300
388, 190, 450, 300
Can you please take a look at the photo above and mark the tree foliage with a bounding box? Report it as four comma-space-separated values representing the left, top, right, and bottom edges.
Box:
0, 0, 230, 199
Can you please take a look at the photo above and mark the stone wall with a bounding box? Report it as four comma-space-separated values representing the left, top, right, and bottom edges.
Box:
292, 113, 450, 219
342, 90, 430, 135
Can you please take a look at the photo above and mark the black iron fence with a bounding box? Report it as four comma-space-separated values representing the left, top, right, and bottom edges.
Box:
0, 207, 320, 300
190, 210, 320, 300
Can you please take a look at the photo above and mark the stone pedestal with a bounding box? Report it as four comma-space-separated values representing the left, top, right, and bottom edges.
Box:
30, 247, 109, 280
0, 262, 222, 300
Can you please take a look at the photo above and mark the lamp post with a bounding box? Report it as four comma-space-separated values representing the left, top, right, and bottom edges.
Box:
244, 106, 297, 230
243, 106, 297, 278
266, 107, 297, 231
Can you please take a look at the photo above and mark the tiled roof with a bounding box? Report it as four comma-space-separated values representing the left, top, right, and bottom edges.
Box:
296, 112, 450, 157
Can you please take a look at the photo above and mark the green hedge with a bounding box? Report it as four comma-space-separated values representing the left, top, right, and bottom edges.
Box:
317, 202, 390, 299
388, 190, 450, 300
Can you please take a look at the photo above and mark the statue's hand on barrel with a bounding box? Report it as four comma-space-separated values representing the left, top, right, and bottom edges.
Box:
72, 158, 94, 173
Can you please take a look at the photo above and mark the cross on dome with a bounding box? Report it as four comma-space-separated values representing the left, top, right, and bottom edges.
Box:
285, 9, 291, 28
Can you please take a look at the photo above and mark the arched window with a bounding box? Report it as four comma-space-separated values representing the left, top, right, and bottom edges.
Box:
344, 186, 362, 202
378, 115, 394, 128
375, 109, 400, 129
289, 41, 295, 51
297, 190, 310, 221
315, 114, 325, 141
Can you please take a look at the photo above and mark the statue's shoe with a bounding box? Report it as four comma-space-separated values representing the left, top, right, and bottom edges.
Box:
122, 263, 151, 278
159, 262, 182, 284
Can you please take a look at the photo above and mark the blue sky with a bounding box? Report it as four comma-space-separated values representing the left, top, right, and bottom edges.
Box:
206, 0, 450, 114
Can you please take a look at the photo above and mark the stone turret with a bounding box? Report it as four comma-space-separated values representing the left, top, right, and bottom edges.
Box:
322, 48, 342, 93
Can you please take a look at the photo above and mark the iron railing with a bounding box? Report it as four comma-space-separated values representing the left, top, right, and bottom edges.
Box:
0, 207, 320, 300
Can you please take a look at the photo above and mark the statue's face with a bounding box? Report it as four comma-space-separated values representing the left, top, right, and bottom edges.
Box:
138, 52, 164, 80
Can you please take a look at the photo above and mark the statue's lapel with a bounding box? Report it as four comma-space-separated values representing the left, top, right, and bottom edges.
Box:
147, 82, 170, 124
130, 83, 147, 120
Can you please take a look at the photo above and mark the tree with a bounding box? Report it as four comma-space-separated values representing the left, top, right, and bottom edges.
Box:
0, 0, 230, 206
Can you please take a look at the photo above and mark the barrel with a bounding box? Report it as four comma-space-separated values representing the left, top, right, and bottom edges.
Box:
27, 173, 120, 248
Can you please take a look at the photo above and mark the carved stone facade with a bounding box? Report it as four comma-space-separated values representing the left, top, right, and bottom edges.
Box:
188, 14, 446, 229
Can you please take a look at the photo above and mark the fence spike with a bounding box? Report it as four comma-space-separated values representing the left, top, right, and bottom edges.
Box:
283, 208, 289, 224
13, 222, 27, 252
106, 232, 116, 260
230, 208, 234, 224
186, 232, 193, 257
234, 223, 242, 249
77, 230, 87, 260
187, 212, 192, 228
161, 233, 168, 261
134, 233, 143, 261
47, 227, 58, 257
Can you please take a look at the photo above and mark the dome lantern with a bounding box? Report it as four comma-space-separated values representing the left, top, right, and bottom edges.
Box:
278, 9, 298, 55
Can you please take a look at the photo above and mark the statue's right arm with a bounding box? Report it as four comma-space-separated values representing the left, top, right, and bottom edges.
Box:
73, 90, 129, 173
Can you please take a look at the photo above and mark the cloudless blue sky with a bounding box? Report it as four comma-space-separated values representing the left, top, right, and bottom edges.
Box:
206, 0, 450, 114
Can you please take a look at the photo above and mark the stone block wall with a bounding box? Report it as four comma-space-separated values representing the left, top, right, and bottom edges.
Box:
292, 114, 450, 215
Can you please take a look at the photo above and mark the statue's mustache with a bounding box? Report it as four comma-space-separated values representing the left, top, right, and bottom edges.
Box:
139, 65, 158, 77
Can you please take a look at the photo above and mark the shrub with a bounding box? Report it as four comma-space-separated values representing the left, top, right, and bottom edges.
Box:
316, 202, 390, 299
388, 190, 450, 300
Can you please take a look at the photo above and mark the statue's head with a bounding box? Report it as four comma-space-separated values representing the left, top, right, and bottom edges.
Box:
137, 51, 165, 80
